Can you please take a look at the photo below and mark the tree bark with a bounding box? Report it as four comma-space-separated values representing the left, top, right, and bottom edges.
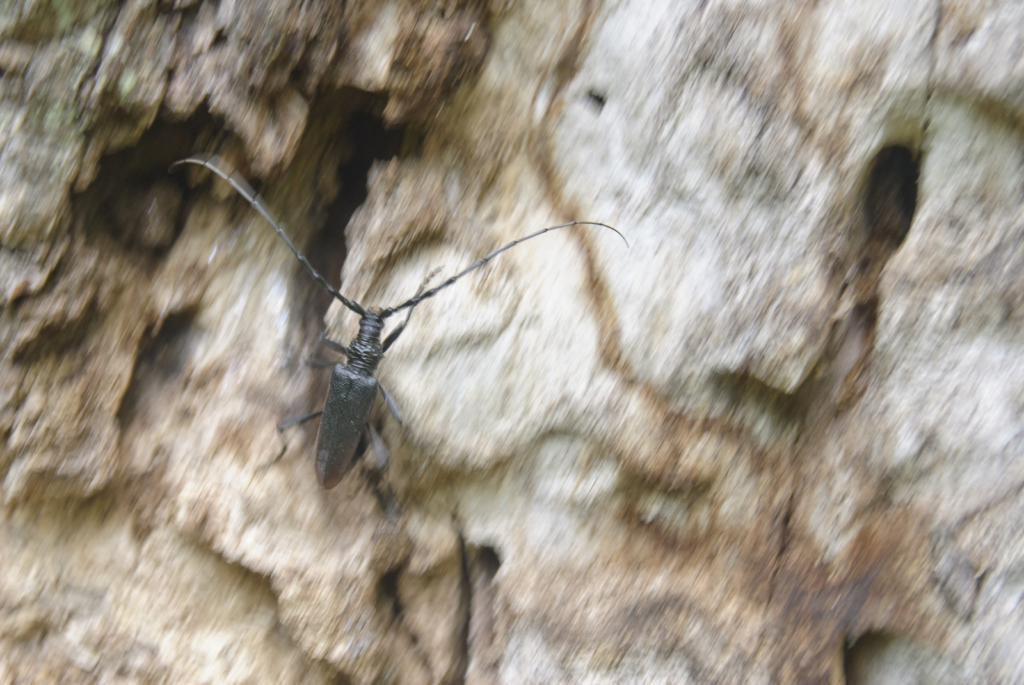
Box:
2, 1, 1022, 683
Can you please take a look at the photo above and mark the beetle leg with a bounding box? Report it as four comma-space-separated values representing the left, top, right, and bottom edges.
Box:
317, 333, 349, 356
277, 409, 322, 432
381, 319, 409, 352
382, 299, 420, 351
305, 354, 337, 368
378, 384, 403, 424
367, 424, 390, 470
382, 268, 441, 352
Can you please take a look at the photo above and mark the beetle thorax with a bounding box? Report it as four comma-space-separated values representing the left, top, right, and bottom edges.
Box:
347, 310, 385, 375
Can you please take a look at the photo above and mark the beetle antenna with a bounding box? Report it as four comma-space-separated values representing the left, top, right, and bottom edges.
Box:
170, 154, 366, 317
381, 221, 627, 316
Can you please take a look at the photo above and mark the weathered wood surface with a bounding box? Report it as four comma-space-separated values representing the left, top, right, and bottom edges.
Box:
2, 1, 1022, 683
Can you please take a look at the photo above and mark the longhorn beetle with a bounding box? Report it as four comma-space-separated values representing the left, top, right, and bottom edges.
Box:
171, 153, 625, 489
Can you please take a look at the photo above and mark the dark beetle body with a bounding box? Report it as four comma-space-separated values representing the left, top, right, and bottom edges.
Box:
315, 311, 385, 488
170, 154, 625, 489
317, 364, 377, 488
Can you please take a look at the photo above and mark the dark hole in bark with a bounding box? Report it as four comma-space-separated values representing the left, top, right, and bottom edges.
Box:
806, 144, 921, 418
462, 543, 501, 680
117, 310, 199, 429
864, 145, 918, 246
11, 297, 98, 363
377, 567, 403, 620
478, 545, 501, 578
586, 89, 607, 110
276, 92, 408, 452
78, 108, 215, 254
337, 109, 405, 215
330, 671, 355, 685
302, 106, 406, 321
844, 632, 902, 685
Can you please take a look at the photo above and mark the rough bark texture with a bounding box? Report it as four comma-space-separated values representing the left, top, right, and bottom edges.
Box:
2, 1, 1023, 684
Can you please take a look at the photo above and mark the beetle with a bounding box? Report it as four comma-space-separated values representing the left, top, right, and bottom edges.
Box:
172, 153, 625, 488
